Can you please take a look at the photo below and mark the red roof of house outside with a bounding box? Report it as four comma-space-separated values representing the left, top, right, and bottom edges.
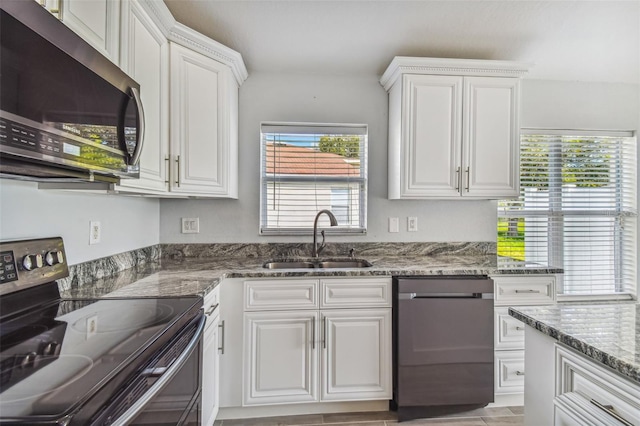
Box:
266, 143, 360, 176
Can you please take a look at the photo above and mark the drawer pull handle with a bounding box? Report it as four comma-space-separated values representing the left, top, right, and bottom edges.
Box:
218, 320, 225, 354
164, 156, 170, 184
515, 289, 541, 294
175, 156, 181, 186
590, 399, 633, 426
515, 326, 524, 331
311, 316, 316, 349
465, 166, 470, 192
205, 303, 219, 316
515, 370, 525, 376
322, 316, 327, 349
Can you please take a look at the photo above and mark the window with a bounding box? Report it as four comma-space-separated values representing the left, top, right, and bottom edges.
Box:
498, 130, 637, 299
260, 123, 367, 235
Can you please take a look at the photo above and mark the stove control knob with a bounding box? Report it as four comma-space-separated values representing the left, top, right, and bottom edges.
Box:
22, 254, 44, 270
20, 352, 37, 369
22, 255, 33, 271
45, 251, 64, 266
42, 341, 59, 356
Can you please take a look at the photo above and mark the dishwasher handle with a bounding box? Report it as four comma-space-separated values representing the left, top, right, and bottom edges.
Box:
398, 292, 493, 299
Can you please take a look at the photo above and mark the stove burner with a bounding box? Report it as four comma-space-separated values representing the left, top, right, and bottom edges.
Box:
0, 354, 94, 404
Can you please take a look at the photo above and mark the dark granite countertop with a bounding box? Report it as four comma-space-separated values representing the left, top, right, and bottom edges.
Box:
509, 304, 640, 385
60, 253, 561, 299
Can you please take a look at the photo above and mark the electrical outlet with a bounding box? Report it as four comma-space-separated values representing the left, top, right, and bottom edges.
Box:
408, 217, 418, 232
89, 221, 101, 244
388, 217, 399, 233
181, 218, 200, 234
86, 315, 98, 339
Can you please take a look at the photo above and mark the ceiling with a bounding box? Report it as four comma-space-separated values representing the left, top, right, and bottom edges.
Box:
163, 1, 639, 84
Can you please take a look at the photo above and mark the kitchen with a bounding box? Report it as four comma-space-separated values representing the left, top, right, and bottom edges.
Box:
0, 0, 638, 425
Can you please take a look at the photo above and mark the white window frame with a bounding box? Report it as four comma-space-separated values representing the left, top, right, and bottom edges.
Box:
259, 122, 368, 235
498, 129, 637, 301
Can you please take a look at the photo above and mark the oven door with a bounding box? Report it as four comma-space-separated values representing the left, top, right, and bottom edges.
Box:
92, 314, 205, 426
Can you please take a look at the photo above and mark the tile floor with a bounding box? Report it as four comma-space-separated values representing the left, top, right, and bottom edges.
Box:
215, 406, 524, 426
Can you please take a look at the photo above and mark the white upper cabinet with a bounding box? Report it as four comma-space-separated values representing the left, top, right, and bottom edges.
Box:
60, 0, 120, 65
464, 77, 520, 198
117, 0, 170, 194
169, 43, 239, 197
381, 57, 528, 200
39, 0, 247, 197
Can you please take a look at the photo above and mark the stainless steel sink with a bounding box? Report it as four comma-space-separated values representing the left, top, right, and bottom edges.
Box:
263, 259, 372, 269
263, 261, 316, 269
316, 260, 372, 269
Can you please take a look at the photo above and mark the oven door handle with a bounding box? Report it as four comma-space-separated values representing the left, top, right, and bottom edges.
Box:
111, 314, 206, 426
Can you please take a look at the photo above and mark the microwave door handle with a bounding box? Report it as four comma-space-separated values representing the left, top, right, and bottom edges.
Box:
129, 87, 146, 166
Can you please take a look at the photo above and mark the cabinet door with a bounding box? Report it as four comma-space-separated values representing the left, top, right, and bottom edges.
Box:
243, 311, 318, 405
118, 0, 169, 193
202, 314, 220, 426
399, 74, 463, 198
321, 309, 391, 401
463, 77, 520, 198
170, 43, 238, 197
61, 0, 120, 64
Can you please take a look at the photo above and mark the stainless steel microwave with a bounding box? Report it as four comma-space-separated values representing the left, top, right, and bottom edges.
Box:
0, 0, 145, 184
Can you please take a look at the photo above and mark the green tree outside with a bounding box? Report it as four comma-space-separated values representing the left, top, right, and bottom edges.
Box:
318, 136, 360, 158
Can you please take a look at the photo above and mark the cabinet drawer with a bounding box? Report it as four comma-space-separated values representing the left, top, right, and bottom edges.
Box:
493, 275, 556, 306
556, 345, 639, 426
494, 307, 525, 350
244, 279, 318, 310
495, 350, 525, 394
321, 278, 391, 308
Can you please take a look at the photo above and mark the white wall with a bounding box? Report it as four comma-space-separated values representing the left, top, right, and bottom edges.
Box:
2, 77, 635, 260
0, 180, 160, 265
520, 79, 639, 130
159, 72, 500, 244
160, 74, 639, 245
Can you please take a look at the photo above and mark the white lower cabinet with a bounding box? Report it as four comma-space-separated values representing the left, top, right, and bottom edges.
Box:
523, 327, 640, 426
554, 346, 640, 426
202, 288, 221, 426
242, 277, 392, 407
494, 350, 525, 395
243, 311, 318, 405
321, 309, 391, 401
491, 274, 557, 398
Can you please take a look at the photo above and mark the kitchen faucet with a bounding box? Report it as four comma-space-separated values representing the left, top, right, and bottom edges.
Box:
312, 209, 338, 257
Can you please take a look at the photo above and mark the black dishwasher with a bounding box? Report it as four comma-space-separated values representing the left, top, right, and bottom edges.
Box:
392, 276, 494, 421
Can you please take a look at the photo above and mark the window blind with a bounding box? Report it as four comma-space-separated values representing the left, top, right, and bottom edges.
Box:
260, 122, 367, 235
498, 130, 637, 298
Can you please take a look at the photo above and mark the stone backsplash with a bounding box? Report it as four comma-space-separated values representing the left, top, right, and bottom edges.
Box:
60, 242, 497, 291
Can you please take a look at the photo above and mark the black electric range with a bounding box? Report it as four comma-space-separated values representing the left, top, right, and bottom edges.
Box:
0, 238, 204, 425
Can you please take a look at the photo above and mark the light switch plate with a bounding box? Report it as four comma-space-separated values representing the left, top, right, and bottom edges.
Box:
89, 221, 101, 244
181, 217, 200, 234
408, 217, 418, 232
389, 217, 399, 233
